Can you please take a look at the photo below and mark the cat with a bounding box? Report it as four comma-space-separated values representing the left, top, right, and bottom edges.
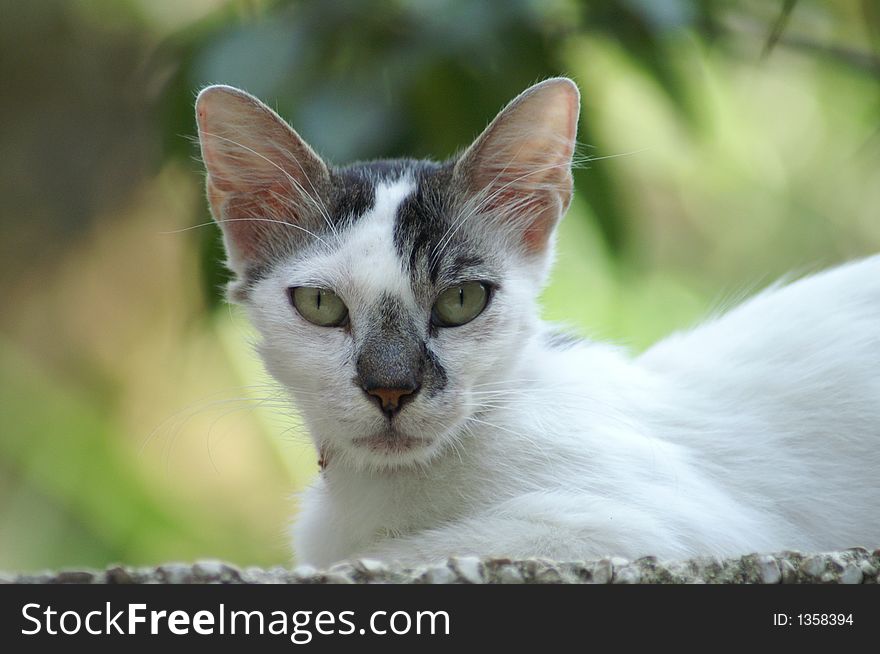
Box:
195, 78, 880, 568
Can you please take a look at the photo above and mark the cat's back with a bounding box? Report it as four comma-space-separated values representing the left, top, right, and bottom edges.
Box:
640, 254, 880, 385
635, 255, 880, 549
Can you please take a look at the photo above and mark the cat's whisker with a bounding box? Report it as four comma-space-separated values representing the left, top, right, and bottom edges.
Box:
464, 416, 554, 465
170, 216, 328, 244
158, 217, 324, 245
158, 396, 292, 476
141, 392, 274, 457
469, 380, 564, 391
159, 220, 230, 235
141, 384, 300, 469
275, 420, 313, 446
578, 147, 650, 165
445, 430, 466, 465
203, 400, 272, 476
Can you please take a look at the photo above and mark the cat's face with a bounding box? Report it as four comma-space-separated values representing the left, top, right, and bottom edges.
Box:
196, 79, 579, 470
245, 167, 544, 470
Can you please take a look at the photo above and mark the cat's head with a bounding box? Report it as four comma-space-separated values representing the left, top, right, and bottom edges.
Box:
196, 78, 579, 470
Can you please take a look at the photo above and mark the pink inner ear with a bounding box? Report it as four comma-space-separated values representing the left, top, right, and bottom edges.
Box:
196, 86, 327, 198
208, 180, 296, 262
475, 179, 561, 254
475, 158, 572, 254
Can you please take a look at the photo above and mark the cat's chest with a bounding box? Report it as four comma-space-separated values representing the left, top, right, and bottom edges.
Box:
320, 442, 505, 536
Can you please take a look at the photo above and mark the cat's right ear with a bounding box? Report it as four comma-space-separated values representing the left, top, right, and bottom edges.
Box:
453, 78, 579, 259
195, 85, 329, 276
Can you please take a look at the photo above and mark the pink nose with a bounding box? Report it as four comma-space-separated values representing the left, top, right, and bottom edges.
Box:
365, 386, 418, 415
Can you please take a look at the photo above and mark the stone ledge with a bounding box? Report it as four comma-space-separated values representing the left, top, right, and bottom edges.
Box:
4, 549, 878, 584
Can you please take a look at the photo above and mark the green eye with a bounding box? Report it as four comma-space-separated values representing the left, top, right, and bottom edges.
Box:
289, 287, 349, 327
432, 282, 490, 327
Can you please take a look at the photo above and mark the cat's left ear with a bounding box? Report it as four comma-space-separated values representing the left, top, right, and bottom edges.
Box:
454, 78, 579, 256
195, 85, 330, 276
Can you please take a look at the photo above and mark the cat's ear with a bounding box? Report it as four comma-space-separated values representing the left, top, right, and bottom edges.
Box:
195, 85, 330, 274
454, 78, 579, 256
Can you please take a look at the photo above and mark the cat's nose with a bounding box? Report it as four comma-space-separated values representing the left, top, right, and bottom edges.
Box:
363, 383, 420, 417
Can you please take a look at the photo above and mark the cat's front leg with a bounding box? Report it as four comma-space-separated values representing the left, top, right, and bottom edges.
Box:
351, 515, 567, 566
352, 497, 690, 566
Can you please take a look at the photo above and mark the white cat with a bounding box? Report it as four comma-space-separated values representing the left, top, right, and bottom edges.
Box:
195, 78, 880, 568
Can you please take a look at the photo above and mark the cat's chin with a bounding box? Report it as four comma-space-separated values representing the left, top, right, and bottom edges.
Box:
352, 431, 430, 454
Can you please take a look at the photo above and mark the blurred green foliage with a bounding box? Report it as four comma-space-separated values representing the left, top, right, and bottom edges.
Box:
1, 0, 879, 570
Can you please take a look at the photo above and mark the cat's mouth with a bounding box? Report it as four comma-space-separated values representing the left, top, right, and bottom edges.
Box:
352, 429, 431, 456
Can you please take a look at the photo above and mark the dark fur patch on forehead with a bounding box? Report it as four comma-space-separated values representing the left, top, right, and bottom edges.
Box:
327, 167, 376, 225
329, 158, 447, 227
392, 162, 456, 279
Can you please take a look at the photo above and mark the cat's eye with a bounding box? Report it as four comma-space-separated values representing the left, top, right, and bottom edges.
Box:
289, 287, 349, 327
431, 282, 490, 327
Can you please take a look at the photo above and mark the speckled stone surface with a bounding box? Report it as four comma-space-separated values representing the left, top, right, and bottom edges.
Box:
4, 549, 878, 584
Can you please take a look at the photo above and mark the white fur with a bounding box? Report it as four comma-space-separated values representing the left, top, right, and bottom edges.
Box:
253, 188, 880, 567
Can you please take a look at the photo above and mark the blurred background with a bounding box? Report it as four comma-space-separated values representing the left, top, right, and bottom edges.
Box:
1, 0, 878, 571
